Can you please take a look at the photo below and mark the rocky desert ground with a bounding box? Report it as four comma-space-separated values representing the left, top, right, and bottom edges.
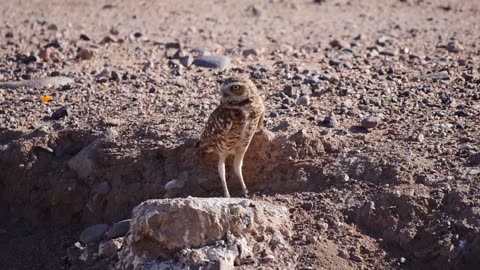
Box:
0, 0, 479, 269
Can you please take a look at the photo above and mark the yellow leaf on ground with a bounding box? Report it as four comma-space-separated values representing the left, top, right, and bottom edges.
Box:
40, 95, 53, 103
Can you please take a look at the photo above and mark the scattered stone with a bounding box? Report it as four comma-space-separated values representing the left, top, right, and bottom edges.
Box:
107, 219, 131, 239
328, 58, 343, 67
76, 48, 94, 60
330, 39, 351, 49
446, 40, 463, 53
304, 76, 319, 85
179, 55, 194, 67
110, 71, 120, 81
323, 115, 338, 128
101, 35, 117, 44
39, 47, 53, 61
51, 106, 70, 120
142, 60, 153, 71
104, 118, 122, 126
192, 55, 230, 69
354, 33, 366, 40
296, 95, 310, 106
80, 224, 109, 244
368, 49, 379, 57
351, 254, 363, 262
301, 201, 314, 211
417, 133, 424, 143
262, 254, 276, 263
79, 34, 90, 41
282, 85, 296, 97
420, 71, 450, 80
380, 48, 399, 56
20, 55, 38, 64
242, 48, 261, 57
47, 24, 58, 31
68, 128, 118, 179
361, 116, 380, 129
376, 36, 390, 46
165, 42, 181, 50
338, 249, 349, 259
99, 238, 123, 257
469, 169, 480, 175
129, 32, 143, 41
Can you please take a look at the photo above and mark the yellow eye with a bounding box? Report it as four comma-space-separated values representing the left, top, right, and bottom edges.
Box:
231, 85, 241, 91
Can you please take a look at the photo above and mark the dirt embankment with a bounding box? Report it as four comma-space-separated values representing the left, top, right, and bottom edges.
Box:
1, 0, 479, 269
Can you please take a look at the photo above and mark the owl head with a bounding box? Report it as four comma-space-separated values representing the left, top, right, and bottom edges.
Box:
218, 76, 259, 107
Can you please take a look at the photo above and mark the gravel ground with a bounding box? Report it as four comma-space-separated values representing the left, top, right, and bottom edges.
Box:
0, 0, 479, 269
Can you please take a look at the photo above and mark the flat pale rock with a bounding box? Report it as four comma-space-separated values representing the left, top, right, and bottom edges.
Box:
192, 55, 230, 69
127, 197, 290, 256
0, 77, 74, 89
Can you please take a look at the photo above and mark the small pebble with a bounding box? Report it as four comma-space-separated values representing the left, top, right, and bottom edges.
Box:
296, 95, 310, 106
329, 39, 351, 49
420, 71, 450, 81
324, 115, 338, 128
51, 106, 70, 120
446, 40, 463, 53
192, 55, 230, 69
361, 116, 380, 129
417, 133, 424, 142
262, 254, 276, 263
351, 254, 363, 262
76, 48, 94, 60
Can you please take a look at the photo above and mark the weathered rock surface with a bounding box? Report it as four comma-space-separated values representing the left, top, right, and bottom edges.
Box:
118, 197, 291, 269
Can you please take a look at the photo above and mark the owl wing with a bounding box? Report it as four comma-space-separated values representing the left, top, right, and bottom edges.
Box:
200, 107, 241, 151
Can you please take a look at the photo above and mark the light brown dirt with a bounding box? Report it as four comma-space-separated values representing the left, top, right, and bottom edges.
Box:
0, 0, 479, 269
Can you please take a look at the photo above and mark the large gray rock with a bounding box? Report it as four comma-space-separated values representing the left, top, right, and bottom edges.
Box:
80, 224, 109, 244
107, 219, 130, 239
68, 129, 118, 179
118, 197, 291, 269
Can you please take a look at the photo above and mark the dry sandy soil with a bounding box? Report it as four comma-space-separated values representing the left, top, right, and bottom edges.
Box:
0, 0, 479, 269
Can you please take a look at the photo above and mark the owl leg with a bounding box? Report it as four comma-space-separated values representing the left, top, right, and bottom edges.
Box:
233, 148, 248, 197
218, 153, 230, 198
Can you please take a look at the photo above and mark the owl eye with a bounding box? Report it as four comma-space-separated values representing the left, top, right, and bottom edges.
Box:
231, 85, 241, 91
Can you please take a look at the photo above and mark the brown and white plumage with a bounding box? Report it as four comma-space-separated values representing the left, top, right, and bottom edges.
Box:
199, 76, 265, 197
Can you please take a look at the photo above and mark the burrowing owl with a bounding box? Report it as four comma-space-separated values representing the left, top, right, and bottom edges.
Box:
199, 76, 265, 198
